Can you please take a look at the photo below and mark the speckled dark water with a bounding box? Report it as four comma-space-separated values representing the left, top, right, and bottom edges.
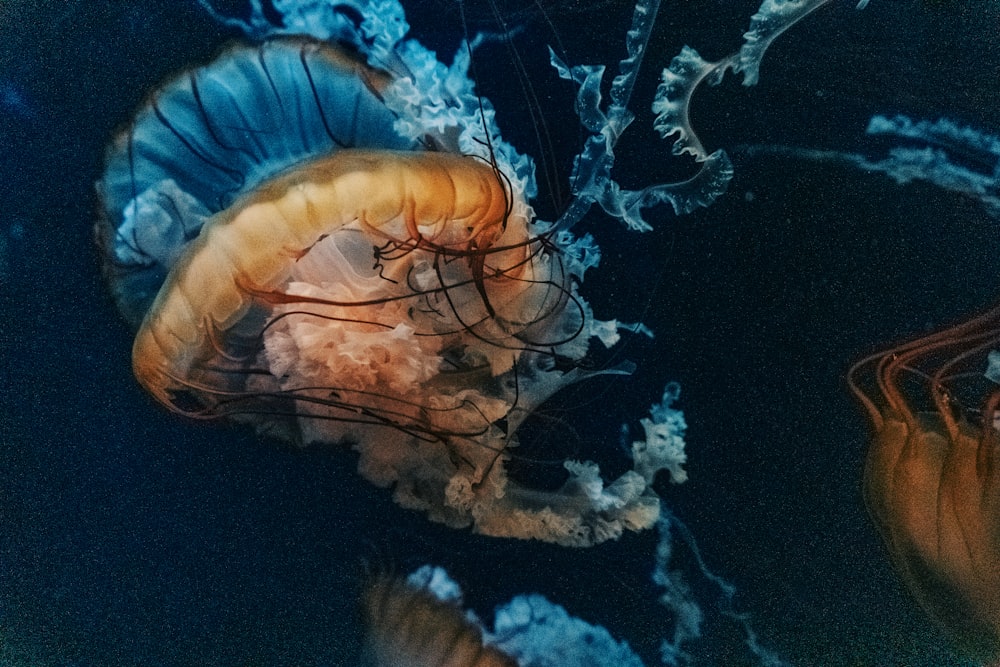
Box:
1, 1, 997, 665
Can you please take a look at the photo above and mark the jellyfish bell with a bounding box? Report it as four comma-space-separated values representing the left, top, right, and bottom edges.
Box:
361, 571, 518, 667
848, 307, 1000, 663
360, 564, 651, 666
127, 148, 540, 412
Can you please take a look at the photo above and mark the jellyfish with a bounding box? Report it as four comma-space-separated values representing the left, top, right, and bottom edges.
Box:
358, 516, 788, 667
361, 565, 646, 667
96, 0, 868, 548
849, 310, 1000, 663
96, 0, 711, 547
361, 568, 518, 667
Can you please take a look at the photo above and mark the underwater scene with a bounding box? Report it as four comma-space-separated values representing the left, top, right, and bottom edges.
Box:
2, 0, 1000, 665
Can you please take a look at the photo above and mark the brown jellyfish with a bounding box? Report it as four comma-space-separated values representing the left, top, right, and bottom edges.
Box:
849, 307, 1000, 664
361, 573, 516, 667
360, 566, 647, 666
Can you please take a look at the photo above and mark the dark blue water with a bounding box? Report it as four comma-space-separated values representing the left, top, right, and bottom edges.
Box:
2, 1, 996, 665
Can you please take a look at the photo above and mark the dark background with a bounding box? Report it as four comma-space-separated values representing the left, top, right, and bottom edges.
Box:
2, 0, 998, 665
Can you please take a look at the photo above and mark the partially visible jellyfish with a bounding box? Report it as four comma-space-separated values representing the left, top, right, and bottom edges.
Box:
360, 513, 789, 667
739, 90, 1000, 664
362, 568, 518, 667
849, 311, 1000, 663
361, 565, 643, 667
719, 61, 1000, 663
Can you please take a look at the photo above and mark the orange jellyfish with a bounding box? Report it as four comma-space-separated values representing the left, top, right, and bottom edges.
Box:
360, 565, 646, 666
96, 1, 696, 547
849, 308, 1000, 664
361, 573, 517, 667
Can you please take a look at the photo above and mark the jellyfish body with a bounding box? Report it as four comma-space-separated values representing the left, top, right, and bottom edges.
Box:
362, 573, 517, 667
361, 566, 646, 666
96, 19, 688, 545
849, 308, 1000, 662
